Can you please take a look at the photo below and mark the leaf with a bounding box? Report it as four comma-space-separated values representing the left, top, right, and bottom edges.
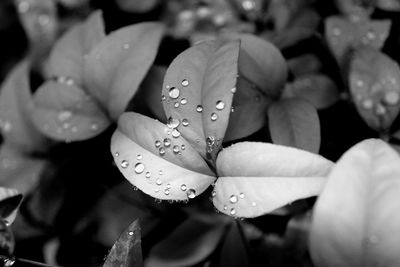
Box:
376, 0, 400, 11
146, 215, 228, 267
103, 219, 143, 267
349, 47, 400, 131
84, 22, 165, 119
283, 75, 340, 109
268, 98, 321, 153
162, 40, 240, 161
218, 222, 250, 267
142, 66, 168, 122
116, 0, 160, 13
32, 81, 110, 142
213, 142, 333, 218
325, 16, 391, 67
309, 139, 400, 267
111, 112, 215, 201
0, 61, 47, 152
0, 218, 15, 256
45, 11, 105, 83
335, 0, 375, 18
288, 54, 322, 77
0, 187, 23, 225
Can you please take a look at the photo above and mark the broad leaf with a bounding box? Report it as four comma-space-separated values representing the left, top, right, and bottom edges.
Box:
32, 81, 110, 141
84, 22, 165, 119
309, 139, 400, 267
325, 16, 391, 67
349, 47, 400, 131
288, 54, 322, 77
162, 40, 240, 161
218, 221, 250, 267
146, 215, 228, 267
213, 142, 333, 217
111, 112, 215, 201
0, 187, 23, 225
268, 98, 321, 153
142, 66, 168, 122
335, 0, 375, 18
283, 75, 340, 109
0, 61, 46, 152
103, 219, 143, 267
376, 0, 400, 11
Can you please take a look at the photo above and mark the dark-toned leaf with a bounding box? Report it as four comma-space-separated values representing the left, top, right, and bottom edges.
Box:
0, 187, 22, 225
219, 221, 249, 267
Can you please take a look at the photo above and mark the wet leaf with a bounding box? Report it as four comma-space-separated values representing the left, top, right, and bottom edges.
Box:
349, 47, 400, 131
288, 54, 322, 77
213, 142, 333, 217
84, 22, 165, 119
103, 219, 143, 267
268, 98, 321, 153
309, 139, 400, 267
0, 187, 23, 225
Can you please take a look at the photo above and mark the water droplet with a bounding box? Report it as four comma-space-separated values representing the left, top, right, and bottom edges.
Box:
62, 122, 70, 129
356, 79, 364, 87
174, 102, 180, 108
163, 138, 171, 147
196, 105, 203, 112
211, 191, 216, 197
71, 126, 78, 133
58, 110, 72, 122
239, 193, 245, 199
123, 43, 130, 49
216, 100, 225, 110
211, 113, 218, 121
182, 119, 189, 126
134, 163, 145, 174
230, 195, 238, 204
173, 145, 180, 153
128, 231, 134, 236
242, 0, 256, 10
115, 152, 119, 157
145, 172, 151, 178
375, 104, 386, 115
136, 154, 142, 160
230, 208, 236, 215
159, 170, 163, 175
156, 179, 162, 185
362, 99, 373, 109
231, 87, 237, 93
159, 147, 166, 156
181, 144, 186, 150
121, 160, 129, 168
251, 202, 257, 207
167, 117, 180, 128
38, 14, 50, 26
231, 106, 235, 113
366, 30, 376, 40
166, 183, 171, 189
18, 1, 30, 13
154, 189, 160, 193
223, 205, 228, 210
181, 79, 189, 87
172, 129, 181, 138
332, 26, 342, 36
161, 95, 166, 101
385, 91, 399, 105
187, 189, 196, 199
90, 123, 99, 131
180, 98, 188, 105
155, 140, 161, 148
1, 120, 12, 133
168, 87, 180, 99
164, 189, 170, 195
180, 184, 187, 191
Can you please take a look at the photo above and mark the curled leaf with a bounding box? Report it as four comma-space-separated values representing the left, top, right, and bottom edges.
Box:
268, 98, 321, 153
309, 139, 400, 267
0, 187, 23, 225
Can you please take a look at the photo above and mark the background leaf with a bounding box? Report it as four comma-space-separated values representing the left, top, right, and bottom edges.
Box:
0, 187, 22, 225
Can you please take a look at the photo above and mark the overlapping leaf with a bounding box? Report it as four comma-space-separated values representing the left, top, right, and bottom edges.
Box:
309, 139, 400, 267
0, 187, 23, 225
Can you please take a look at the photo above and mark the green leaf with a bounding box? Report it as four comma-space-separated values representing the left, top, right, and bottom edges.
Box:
283, 75, 339, 109
325, 16, 391, 67
161, 40, 240, 162
349, 47, 400, 131
0, 187, 23, 225
84, 22, 165, 119
0, 61, 47, 152
213, 142, 333, 218
268, 98, 321, 153
309, 139, 400, 267
45, 11, 105, 83
32, 81, 110, 142
103, 219, 143, 267
146, 215, 228, 267
111, 112, 215, 201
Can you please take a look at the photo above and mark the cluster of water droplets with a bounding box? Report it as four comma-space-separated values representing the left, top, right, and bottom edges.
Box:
211, 190, 257, 217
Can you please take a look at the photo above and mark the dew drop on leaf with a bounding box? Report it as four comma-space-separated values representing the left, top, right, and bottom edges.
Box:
164, 189, 170, 195
168, 87, 180, 99
90, 123, 99, 131
155, 140, 161, 148
362, 99, 373, 109
115, 152, 119, 157
384, 91, 399, 105
163, 138, 171, 147
180, 98, 188, 105
156, 179, 162, 185
182, 119, 189, 126
180, 184, 187, 191
211, 190, 216, 197
173, 145, 180, 154
174, 102, 180, 108
181, 144, 186, 150
167, 117, 180, 129
121, 160, 129, 168
211, 113, 218, 121
123, 43, 130, 49
196, 105, 203, 112
375, 104, 386, 115
181, 79, 189, 87
134, 163, 145, 174
159, 147, 166, 156
172, 129, 181, 138
145, 172, 151, 178
216, 100, 225, 110
230, 208, 236, 216
161, 95, 166, 101
136, 154, 142, 160
159, 170, 163, 175
186, 189, 196, 199
229, 195, 238, 204
231, 87, 236, 93
58, 110, 72, 122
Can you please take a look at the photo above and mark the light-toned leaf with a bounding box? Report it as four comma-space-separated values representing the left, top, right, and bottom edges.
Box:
283, 75, 340, 109
376, 0, 400, 11
32, 81, 110, 142
146, 215, 228, 267
268, 98, 321, 153
349, 47, 400, 131
213, 142, 333, 217
335, 0, 375, 18
0, 61, 47, 152
0, 187, 23, 225
103, 219, 143, 267
111, 112, 215, 201
84, 22, 165, 119
162, 40, 240, 161
309, 139, 400, 267
288, 54, 322, 77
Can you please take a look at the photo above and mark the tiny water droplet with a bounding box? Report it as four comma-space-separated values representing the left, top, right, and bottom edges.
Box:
167, 117, 180, 128
251, 202, 257, 207
223, 205, 227, 210
196, 105, 203, 112
161, 95, 166, 101
115, 152, 119, 157
174, 102, 180, 108
121, 160, 129, 168
182, 119, 189, 126
156, 179, 162, 185
187, 189, 196, 199
172, 129, 181, 138
154, 188, 160, 193
239, 193, 245, 199
145, 172, 151, 178
230, 208, 236, 216
128, 231, 134, 236
231, 87, 236, 93
164, 189, 170, 195
168, 87, 180, 99
211, 191, 216, 197
136, 154, 142, 160
181, 144, 186, 150
159, 147, 166, 156
90, 123, 99, 131
211, 113, 218, 121
180, 98, 188, 105
155, 140, 161, 148
166, 183, 171, 189
173, 145, 180, 153
180, 184, 187, 191
229, 195, 238, 204
181, 79, 189, 87
159, 170, 163, 175
134, 163, 145, 174
216, 100, 225, 110
163, 138, 171, 147
231, 106, 235, 113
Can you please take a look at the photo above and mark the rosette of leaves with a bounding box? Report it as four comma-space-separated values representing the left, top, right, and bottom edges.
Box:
31, 11, 165, 142
111, 36, 334, 218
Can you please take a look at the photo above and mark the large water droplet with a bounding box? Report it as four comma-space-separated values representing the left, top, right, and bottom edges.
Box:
168, 87, 180, 99
196, 105, 203, 112
216, 100, 225, 110
136, 154, 142, 160
229, 195, 238, 204
211, 113, 218, 121
172, 129, 181, 138
167, 117, 180, 129
121, 160, 129, 168
163, 138, 171, 147
180, 184, 187, 191
134, 163, 145, 174
251, 202, 257, 207
186, 189, 196, 199
181, 79, 189, 87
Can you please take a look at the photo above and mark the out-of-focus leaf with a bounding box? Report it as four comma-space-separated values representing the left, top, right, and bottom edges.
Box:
46, 11, 105, 83
0, 187, 22, 225
111, 112, 215, 201
218, 221, 249, 267
283, 75, 340, 109
349, 47, 400, 131
288, 54, 322, 77
103, 219, 143, 267
309, 139, 400, 267
0, 218, 14, 256
213, 142, 333, 217
32, 81, 110, 142
142, 66, 168, 122
84, 22, 165, 119
268, 98, 321, 153
116, 0, 160, 13
335, 0, 375, 18
162, 40, 240, 161
376, 0, 400, 11
325, 16, 391, 67
146, 214, 228, 267
0, 61, 47, 152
